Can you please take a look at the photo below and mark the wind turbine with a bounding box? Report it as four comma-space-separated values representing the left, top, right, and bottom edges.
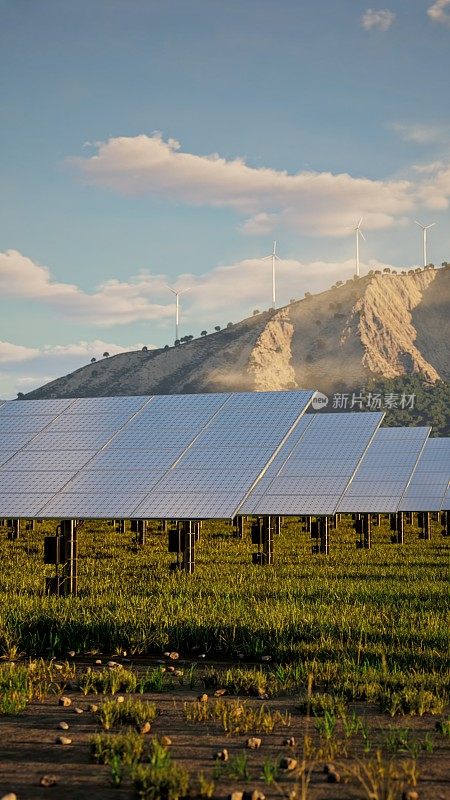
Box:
414, 220, 436, 268
354, 218, 365, 278
166, 285, 190, 342
262, 241, 281, 308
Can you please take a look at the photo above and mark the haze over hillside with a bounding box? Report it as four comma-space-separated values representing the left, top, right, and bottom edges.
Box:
23, 267, 450, 400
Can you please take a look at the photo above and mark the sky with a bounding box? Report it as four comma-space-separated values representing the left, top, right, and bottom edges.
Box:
1, 0, 449, 398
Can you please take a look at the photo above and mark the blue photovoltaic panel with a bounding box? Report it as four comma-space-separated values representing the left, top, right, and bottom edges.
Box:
399, 438, 450, 512
0, 391, 314, 518
337, 427, 430, 513
239, 412, 384, 515
130, 390, 314, 519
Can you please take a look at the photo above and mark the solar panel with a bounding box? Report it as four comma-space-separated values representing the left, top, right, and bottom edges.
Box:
399, 438, 450, 512
239, 412, 383, 516
126, 390, 314, 519
338, 426, 430, 513
0, 391, 314, 519
0, 399, 75, 415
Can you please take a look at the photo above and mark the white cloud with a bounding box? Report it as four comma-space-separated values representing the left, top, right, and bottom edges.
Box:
69, 134, 418, 237
361, 9, 396, 30
390, 122, 446, 145
0, 250, 173, 327
428, 0, 450, 24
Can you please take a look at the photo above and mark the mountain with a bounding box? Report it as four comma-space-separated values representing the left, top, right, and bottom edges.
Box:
23, 266, 450, 400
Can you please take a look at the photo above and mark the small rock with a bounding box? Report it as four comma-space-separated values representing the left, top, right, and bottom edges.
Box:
161, 735, 172, 746
256, 691, 269, 700
58, 696, 72, 707
246, 737, 262, 750
327, 770, 341, 784
73, 707, 84, 715
198, 653, 206, 658
1, 794, 17, 800
94, 659, 102, 665
167, 665, 176, 673
198, 693, 209, 703
280, 757, 297, 771
214, 748, 229, 762
283, 736, 296, 747
54, 664, 63, 671
55, 736, 72, 745
88, 704, 99, 714
402, 792, 419, 800
248, 791, 265, 800
214, 688, 227, 697
116, 695, 125, 704
163, 651, 171, 657
139, 721, 151, 734
107, 660, 121, 668
173, 669, 183, 677
261, 655, 271, 662
169, 651, 179, 660
57, 721, 69, 730
40, 775, 57, 787
67, 650, 76, 658
230, 793, 244, 800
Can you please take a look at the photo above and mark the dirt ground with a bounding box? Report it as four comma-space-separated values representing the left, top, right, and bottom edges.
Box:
0, 686, 448, 800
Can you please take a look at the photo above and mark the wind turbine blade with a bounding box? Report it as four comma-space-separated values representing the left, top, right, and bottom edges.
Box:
426, 223, 436, 229
359, 231, 366, 241
357, 217, 363, 228
414, 220, 424, 228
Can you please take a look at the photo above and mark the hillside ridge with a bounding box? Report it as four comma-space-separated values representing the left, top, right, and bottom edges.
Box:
23, 267, 450, 399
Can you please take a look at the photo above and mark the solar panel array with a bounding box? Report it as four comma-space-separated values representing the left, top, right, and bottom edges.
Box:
239, 412, 384, 516
399, 438, 450, 512
0, 391, 314, 519
337, 427, 431, 513
0, 393, 448, 519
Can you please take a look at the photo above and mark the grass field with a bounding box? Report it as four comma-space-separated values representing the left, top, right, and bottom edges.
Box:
0, 516, 448, 799
0, 516, 448, 696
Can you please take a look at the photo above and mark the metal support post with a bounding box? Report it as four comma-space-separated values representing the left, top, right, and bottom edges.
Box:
275, 516, 282, 536
7, 519, 20, 540
319, 517, 329, 554
396, 512, 404, 544
419, 512, 431, 541
135, 519, 147, 546
441, 511, 449, 537
362, 514, 371, 549
61, 519, 78, 597
183, 521, 195, 574
262, 516, 273, 565
236, 516, 244, 539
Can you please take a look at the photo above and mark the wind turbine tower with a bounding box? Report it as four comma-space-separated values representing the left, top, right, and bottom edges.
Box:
166, 286, 190, 342
354, 218, 365, 278
414, 220, 436, 268
262, 241, 281, 308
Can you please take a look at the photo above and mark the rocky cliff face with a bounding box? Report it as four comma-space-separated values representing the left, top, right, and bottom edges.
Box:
23, 267, 450, 399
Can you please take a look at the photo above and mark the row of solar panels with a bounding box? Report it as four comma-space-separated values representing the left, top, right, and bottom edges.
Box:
0, 391, 448, 519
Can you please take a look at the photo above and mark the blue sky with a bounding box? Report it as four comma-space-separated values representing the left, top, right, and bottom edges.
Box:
1, 0, 449, 397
